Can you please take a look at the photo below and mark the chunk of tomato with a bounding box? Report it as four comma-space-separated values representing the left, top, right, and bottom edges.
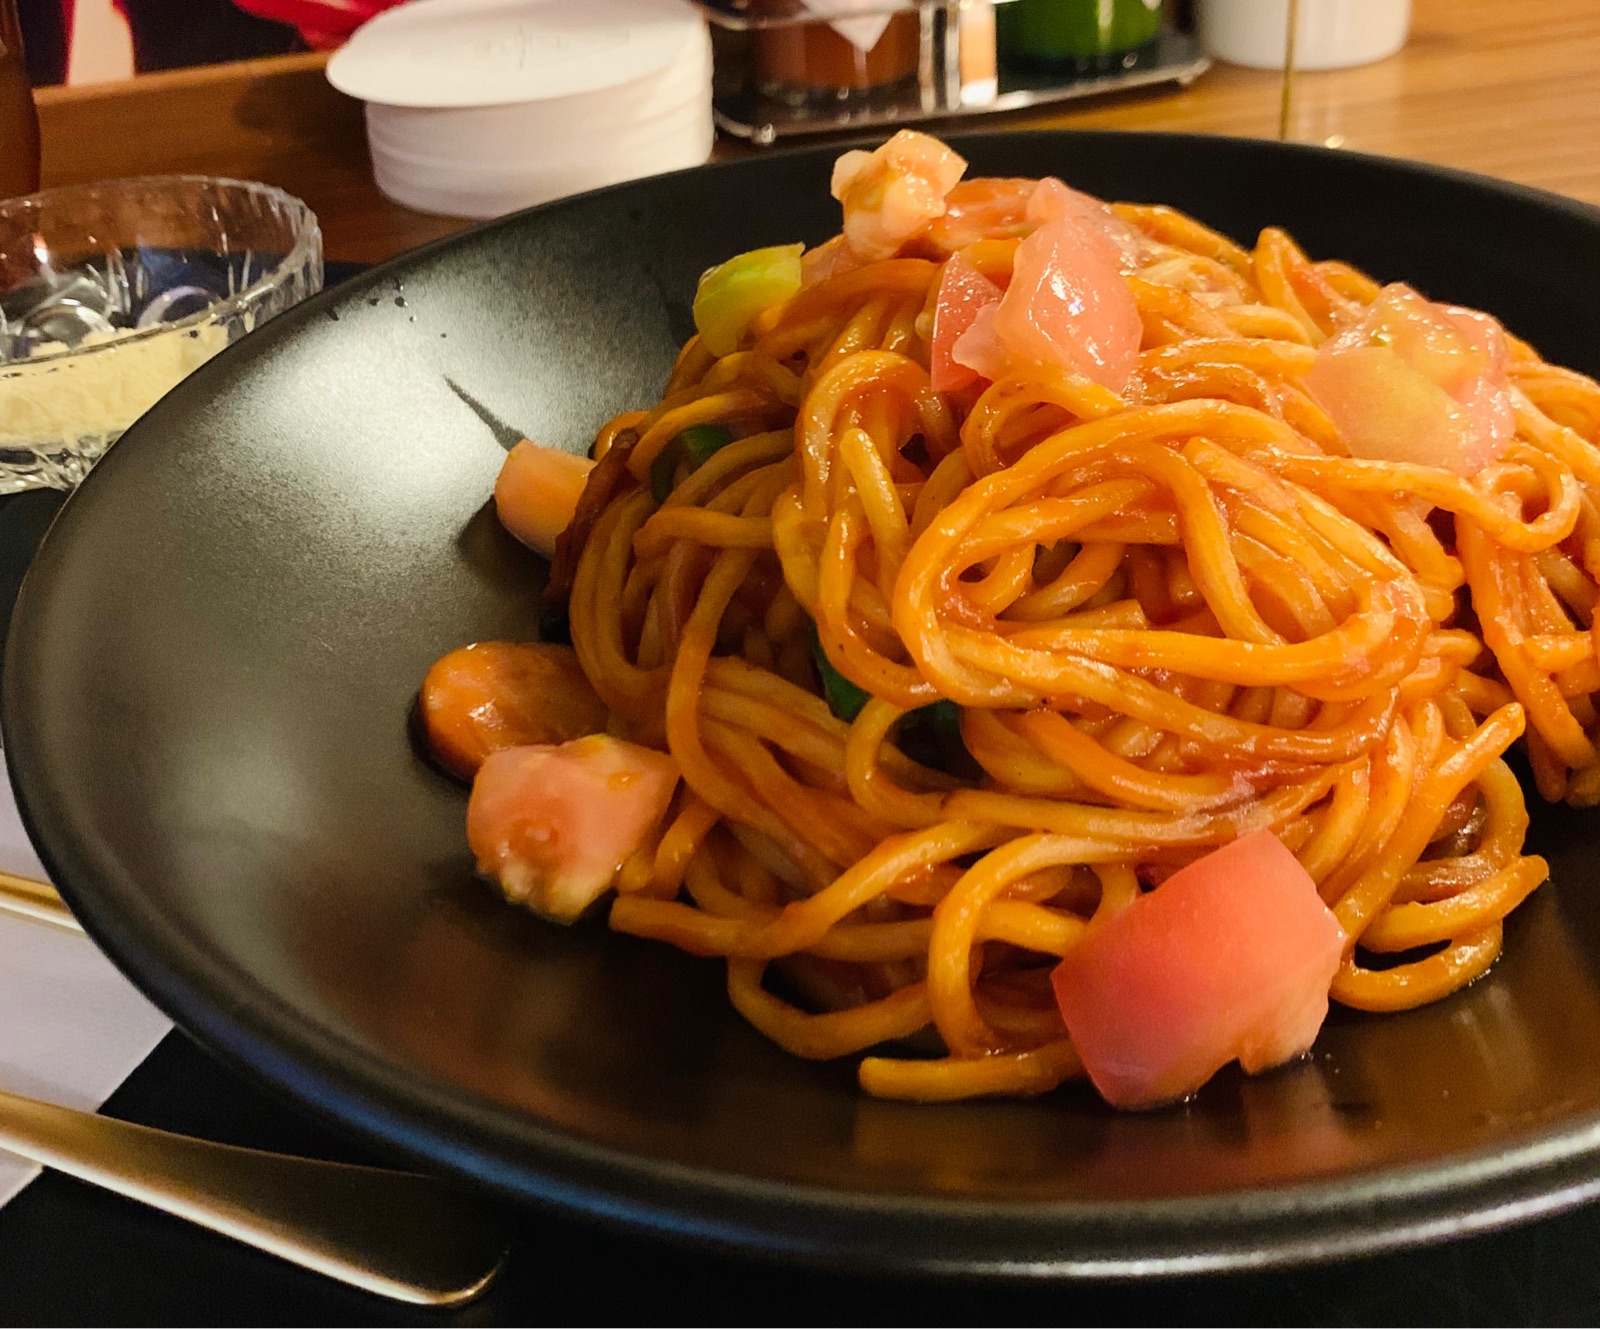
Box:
1304, 284, 1515, 476
1025, 177, 1148, 270
1051, 829, 1345, 1110
929, 251, 1005, 395
953, 206, 1142, 392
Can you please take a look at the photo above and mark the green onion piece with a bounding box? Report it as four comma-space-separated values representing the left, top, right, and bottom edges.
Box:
649, 448, 680, 504
806, 620, 971, 763
895, 699, 979, 779
649, 424, 738, 504
679, 423, 735, 466
810, 625, 870, 722
922, 699, 963, 747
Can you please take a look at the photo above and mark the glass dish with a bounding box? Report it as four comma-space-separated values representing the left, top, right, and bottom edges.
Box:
0, 176, 322, 492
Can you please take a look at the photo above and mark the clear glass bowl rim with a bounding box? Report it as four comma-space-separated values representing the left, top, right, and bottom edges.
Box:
0, 174, 323, 369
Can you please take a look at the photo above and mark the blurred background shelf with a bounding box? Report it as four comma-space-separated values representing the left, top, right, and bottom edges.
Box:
25, 0, 1600, 265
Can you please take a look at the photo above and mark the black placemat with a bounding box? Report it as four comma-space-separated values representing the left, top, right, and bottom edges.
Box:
5, 1031, 1600, 1325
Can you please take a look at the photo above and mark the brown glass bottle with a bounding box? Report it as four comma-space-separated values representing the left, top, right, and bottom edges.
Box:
0, 0, 41, 199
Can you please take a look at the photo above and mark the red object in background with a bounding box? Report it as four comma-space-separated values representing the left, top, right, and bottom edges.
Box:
1, 0, 41, 198
231, 0, 401, 48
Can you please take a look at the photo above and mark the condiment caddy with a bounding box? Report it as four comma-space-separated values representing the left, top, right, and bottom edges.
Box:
696, 0, 1209, 144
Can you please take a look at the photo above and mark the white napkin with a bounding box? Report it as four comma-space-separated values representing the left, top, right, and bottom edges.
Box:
0, 784, 172, 1209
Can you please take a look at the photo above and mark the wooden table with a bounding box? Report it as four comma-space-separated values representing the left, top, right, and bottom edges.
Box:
31, 0, 1600, 266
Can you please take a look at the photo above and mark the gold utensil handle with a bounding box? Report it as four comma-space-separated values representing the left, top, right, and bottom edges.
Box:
0, 1086, 507, 1306
0, 868, 80, 933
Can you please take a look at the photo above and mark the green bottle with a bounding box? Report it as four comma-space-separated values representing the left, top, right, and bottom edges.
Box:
997, 0, 1164, 72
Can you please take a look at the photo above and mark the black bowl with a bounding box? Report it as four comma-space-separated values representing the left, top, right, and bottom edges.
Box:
11, 131, 1600, 1276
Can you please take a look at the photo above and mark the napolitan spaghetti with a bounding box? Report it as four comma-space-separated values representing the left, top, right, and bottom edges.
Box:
425, 131, 1600, 1108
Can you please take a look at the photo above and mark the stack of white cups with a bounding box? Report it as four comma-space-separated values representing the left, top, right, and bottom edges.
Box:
327, 0, 715, 220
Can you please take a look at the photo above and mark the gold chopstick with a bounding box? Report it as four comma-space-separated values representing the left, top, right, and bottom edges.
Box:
0, 868, 81, 933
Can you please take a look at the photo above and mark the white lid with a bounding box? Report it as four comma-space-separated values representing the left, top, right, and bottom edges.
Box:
327, 0, 707, 109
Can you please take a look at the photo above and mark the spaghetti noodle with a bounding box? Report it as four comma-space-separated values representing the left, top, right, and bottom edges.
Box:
482, 134, 1600, 1103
